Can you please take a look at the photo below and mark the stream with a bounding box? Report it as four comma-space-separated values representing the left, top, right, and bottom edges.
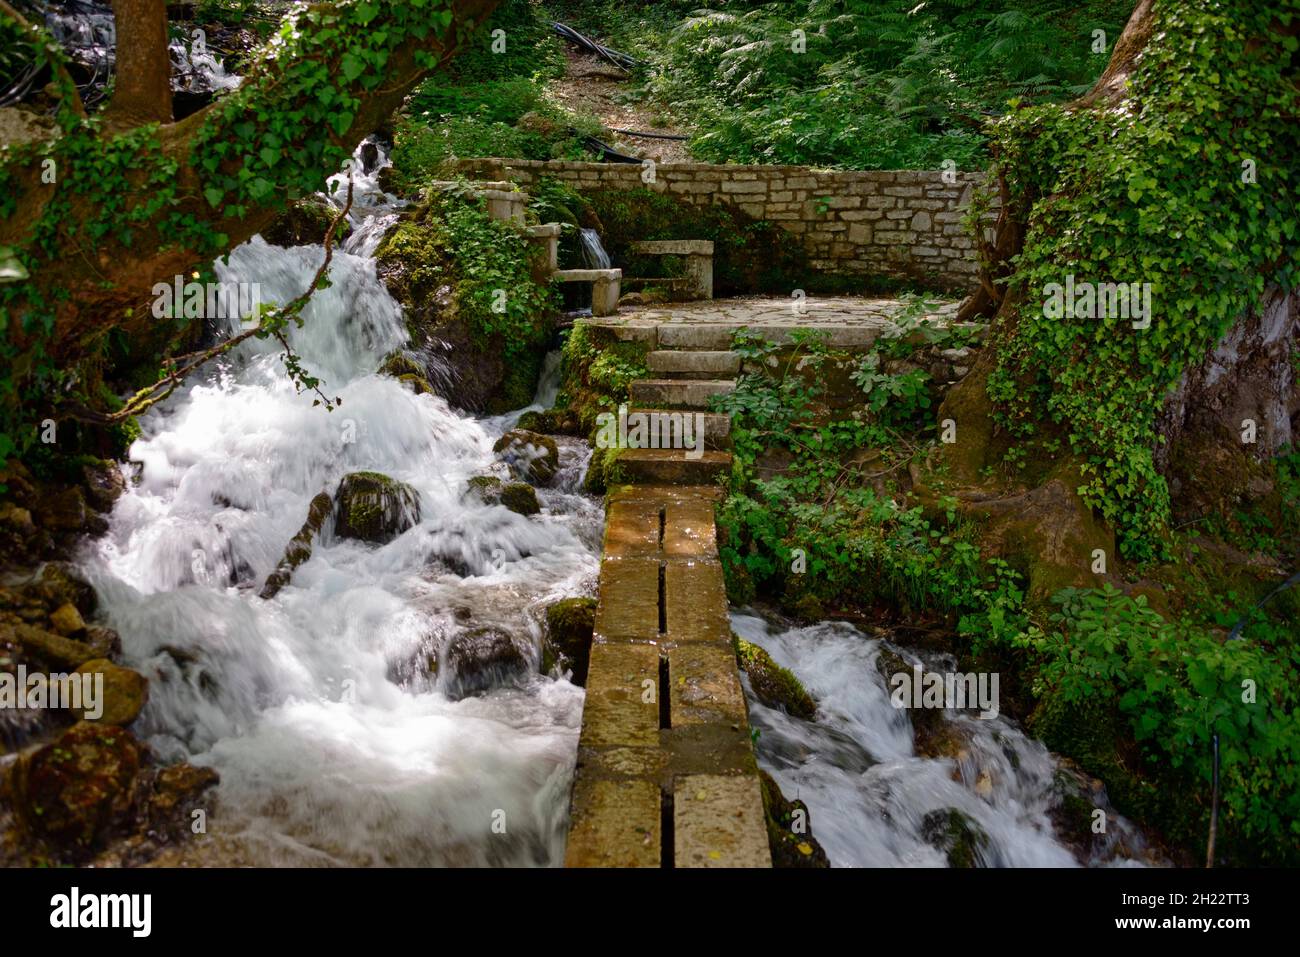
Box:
76, 144, 602, 866
733, 611, 1162, 867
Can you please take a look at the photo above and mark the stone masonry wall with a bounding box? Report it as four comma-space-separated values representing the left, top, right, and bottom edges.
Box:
454, 158, 994, 292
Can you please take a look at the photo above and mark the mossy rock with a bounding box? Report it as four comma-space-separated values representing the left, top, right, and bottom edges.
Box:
443, 627, 528, 699
12, 721, 140, 849
734, 634, 815, 719
379, 351, 426, 380
921, 807, 989, 868
73, 659, 147, 726
543, 597, 596, 684
397, 373, 433, 395
516, 407, 583, 436
493, 429, 559, 485
466, 475, 540, 516
333, 472, 420, 544
759, 769, 830, 868
262, 198, 352, 247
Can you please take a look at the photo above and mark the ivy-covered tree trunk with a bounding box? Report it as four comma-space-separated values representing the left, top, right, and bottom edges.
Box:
939, 0, 1299, 565
0, 0, 499, 446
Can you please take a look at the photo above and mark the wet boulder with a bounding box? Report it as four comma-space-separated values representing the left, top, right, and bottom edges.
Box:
81, 460, 126, 513
734, 636, 816, 719
759, 770, 830, 868
466, 476, 540, 517
443, 627, 528, 699
145, 763, 220, 839
10, 722, 141, 849
35, 486, 88, 532
921, 807, 990, 868
333, 472, 420, 544
542, 597, 596, 684
493, 430, 559, 485
35, 562, 97, 618
73, 659, 148, 726
262, 197, 351, 248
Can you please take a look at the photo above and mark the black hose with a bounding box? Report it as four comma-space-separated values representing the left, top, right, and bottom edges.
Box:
610, 127, 688, 141
551, 21, 641, 72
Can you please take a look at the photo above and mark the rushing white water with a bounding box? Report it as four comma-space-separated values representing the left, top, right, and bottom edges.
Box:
77, 144, 600, 866
578, 228, 611, 269
733, 611, 1161, 868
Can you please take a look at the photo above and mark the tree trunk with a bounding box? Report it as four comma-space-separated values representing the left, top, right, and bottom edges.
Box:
2, 0, 500, 374
105, 0, 173, 127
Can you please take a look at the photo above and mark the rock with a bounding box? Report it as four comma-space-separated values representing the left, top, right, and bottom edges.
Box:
260, 491, 334, 598
443, 627, 528, 698
759, 770, 831, 868
379, 351, 427, 380
147, 763, 219, 838
397, 372, 433, 395
543, 597, 596, 684
82, 626, 121, 659
36, 562, 97, 617
36, 486, 87, 531
333, 472, 420, 544
261, 198, 351, 247
11, 722, 141, 848
74, 659, 147, 726
10, 622, 99, 670
516, 408, 582, 436
921, 807, 990, 868
466, 476, 540, 516
493, 429, 559, 485
0, 503, 36, 535
49, 602, 85, 636
81, 460, 125, 512
735, 636, 816, 719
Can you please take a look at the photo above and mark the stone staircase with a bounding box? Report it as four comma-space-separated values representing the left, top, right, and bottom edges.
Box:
565, 314, 770, 868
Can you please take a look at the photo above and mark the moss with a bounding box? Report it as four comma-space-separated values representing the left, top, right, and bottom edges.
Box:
733, 634, 816, 719
555, 322, 650, 436
333, 471, 420, 544
758, 770, 830, 868
543, 596, 596, 684
261, 197, 351, 247
920, 808, 989, 868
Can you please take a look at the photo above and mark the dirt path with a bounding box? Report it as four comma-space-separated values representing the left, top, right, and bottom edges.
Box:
544, 49, 694, 164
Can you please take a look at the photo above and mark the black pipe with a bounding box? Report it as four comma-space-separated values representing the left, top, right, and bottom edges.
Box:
551, 21, 641, 72
610, 127, 689, 141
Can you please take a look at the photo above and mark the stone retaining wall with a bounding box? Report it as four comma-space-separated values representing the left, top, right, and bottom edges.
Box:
455, 158, 994, 292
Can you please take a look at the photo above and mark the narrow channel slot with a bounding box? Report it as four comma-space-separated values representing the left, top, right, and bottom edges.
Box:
657, 561, 667, 635
660, 788, 675, 869
659, 652, 671, 730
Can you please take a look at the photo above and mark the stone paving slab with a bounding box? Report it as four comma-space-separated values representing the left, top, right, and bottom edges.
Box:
674, 774, 772, 869
593, 557, 661, 643
669, 642, 749, 727
565, 777, 661, 868
578, 643, 661, 749
665, 560, 731, 644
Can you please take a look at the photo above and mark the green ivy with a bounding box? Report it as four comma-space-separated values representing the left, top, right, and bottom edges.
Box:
986, 0, 1300, 562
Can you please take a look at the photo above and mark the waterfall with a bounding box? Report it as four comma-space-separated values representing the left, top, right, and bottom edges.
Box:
76, 141, 601, 867
733, 612, 1162, 868
578, 228, 611, 269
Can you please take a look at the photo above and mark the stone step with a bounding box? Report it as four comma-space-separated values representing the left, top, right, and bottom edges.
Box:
654, 322, 889, 351
614, 449, 732, 486
646, 350, 740, 379
629, 379, 734, 409
624, 408, 732, 450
